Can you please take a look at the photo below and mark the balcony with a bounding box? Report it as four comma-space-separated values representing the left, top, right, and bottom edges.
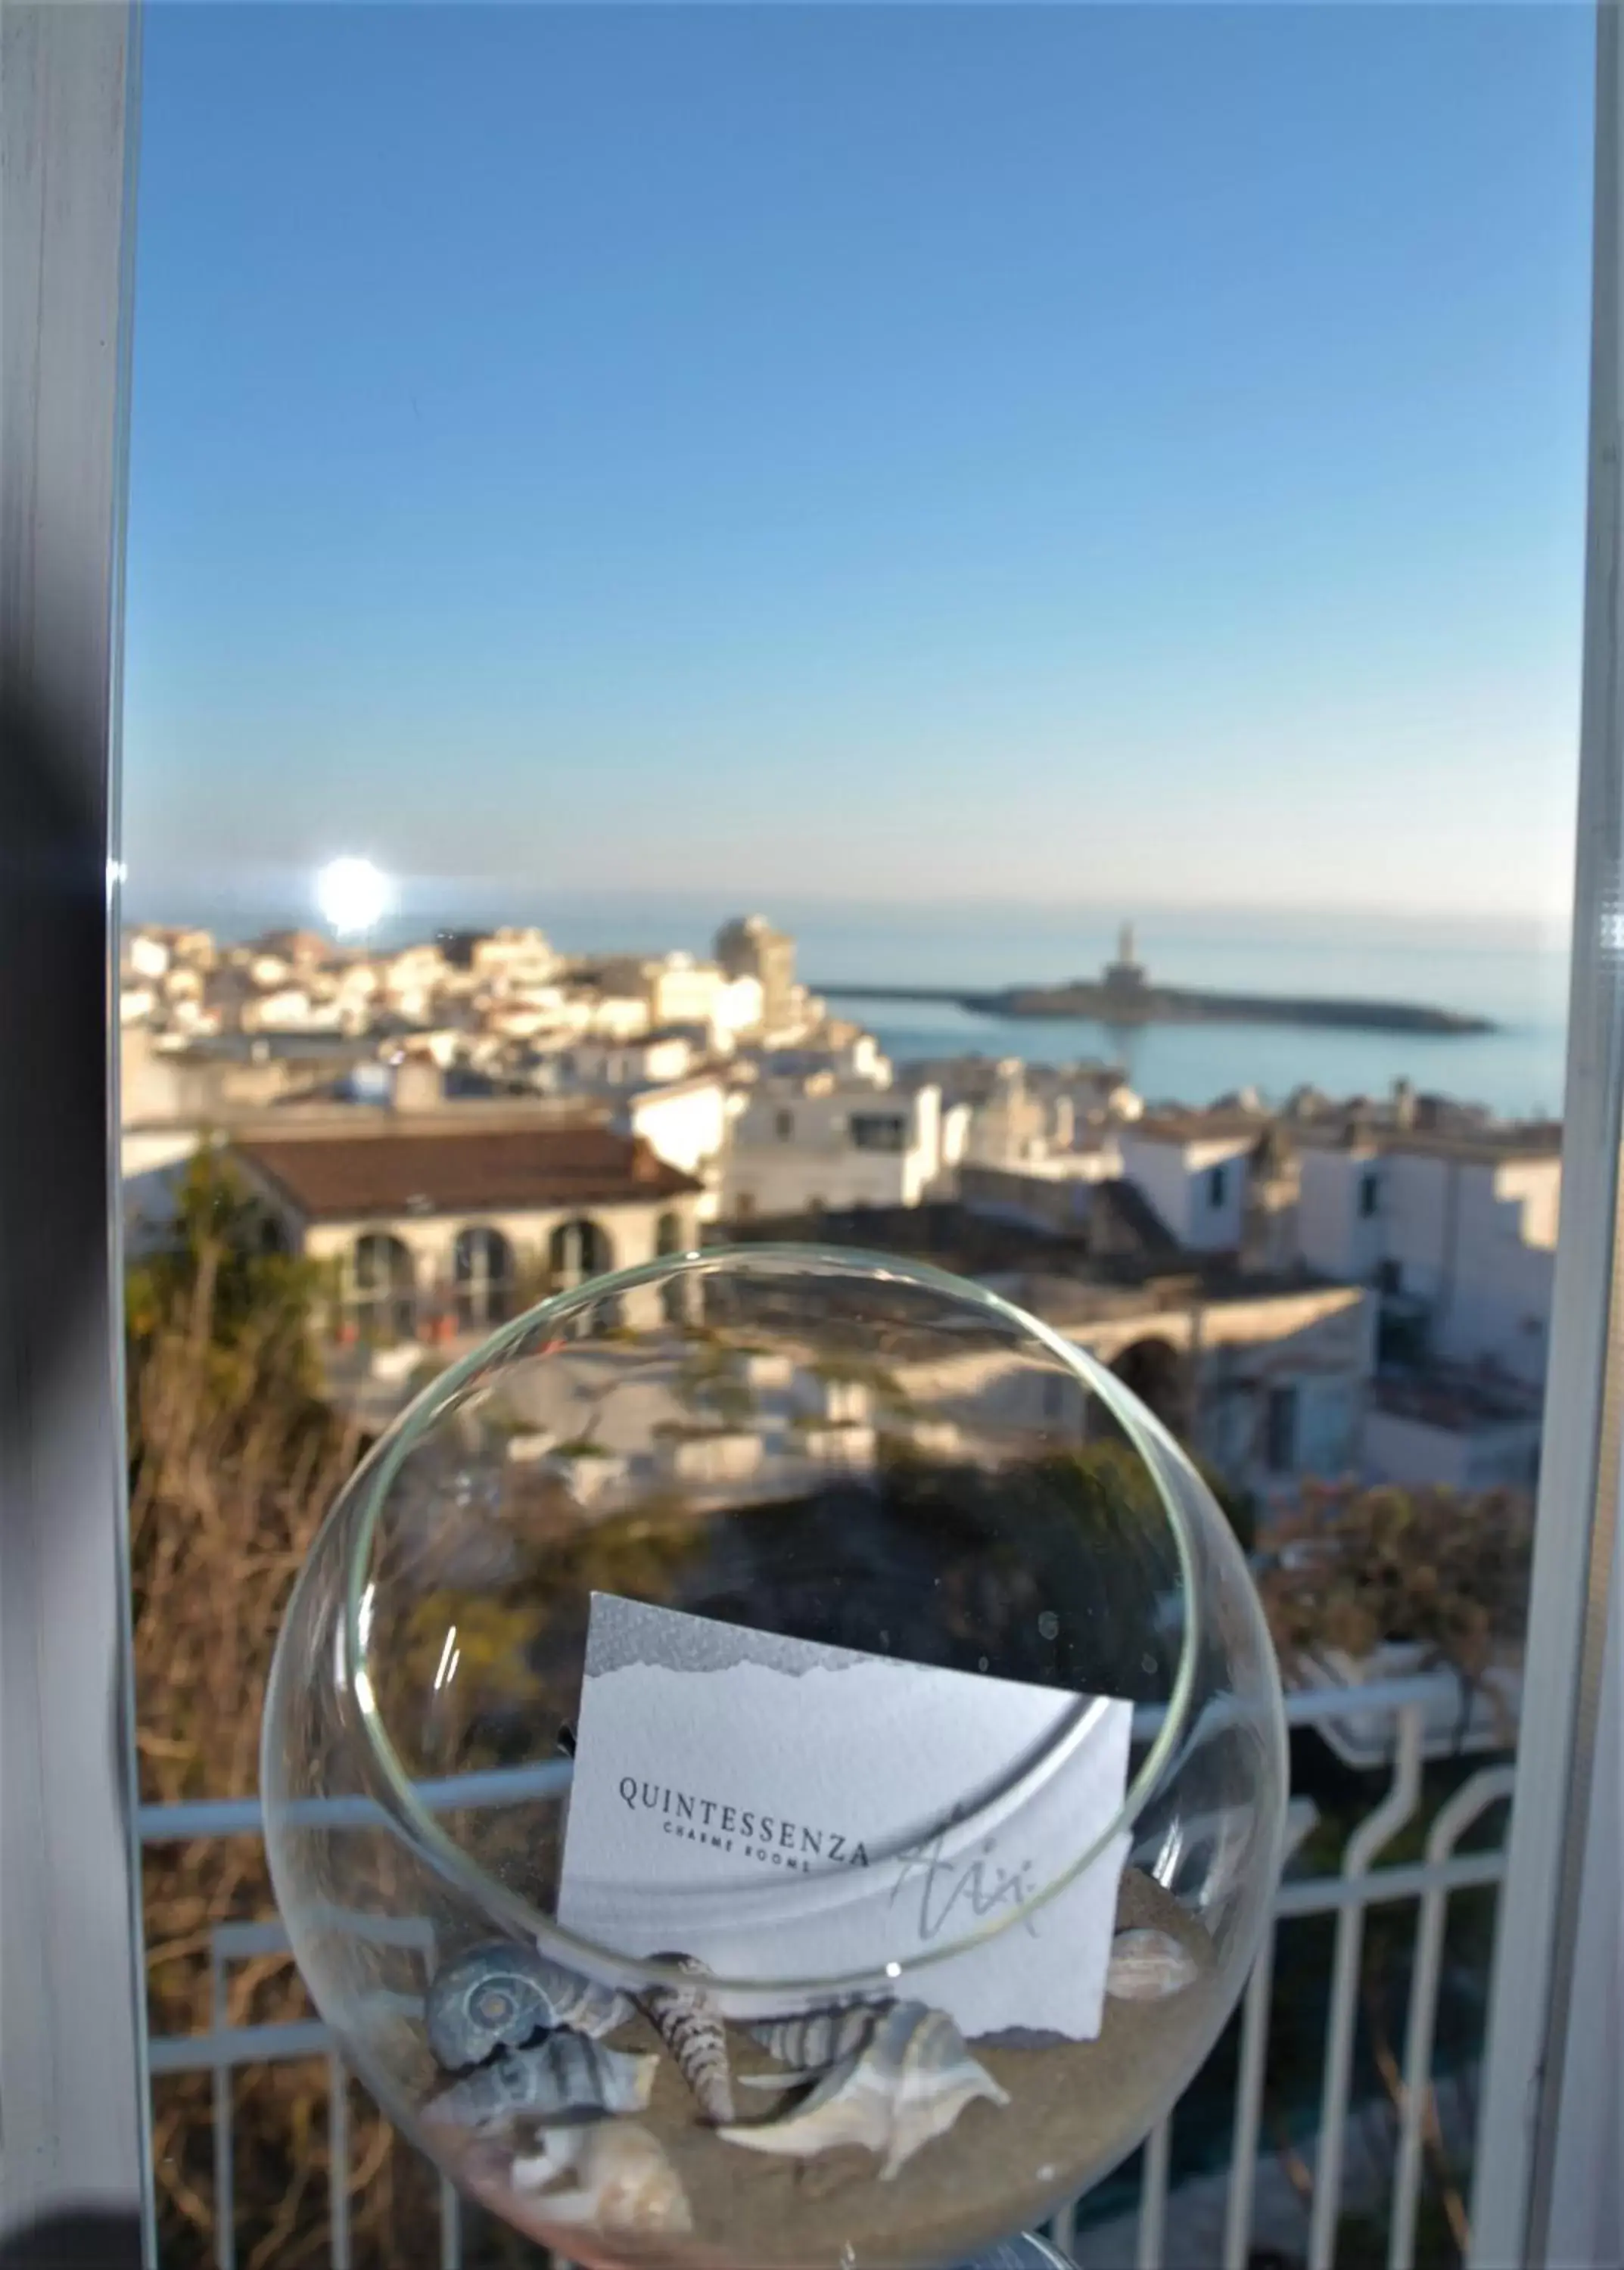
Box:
5, 8, 1621, 2269
139, 1672, 1512, 2270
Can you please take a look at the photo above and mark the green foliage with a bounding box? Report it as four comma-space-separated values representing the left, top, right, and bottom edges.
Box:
126, 1149, 328, 1414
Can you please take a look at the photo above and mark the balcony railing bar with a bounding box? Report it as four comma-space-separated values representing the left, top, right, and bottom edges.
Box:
134, 1672, 1471, 1849
1389, 1764, 1518, 2270
1307, 1707, 1426, 2270
329, 2055, 352, 2270
1221, 1917, 1278, 2270
1136, 2116, 1173, 2269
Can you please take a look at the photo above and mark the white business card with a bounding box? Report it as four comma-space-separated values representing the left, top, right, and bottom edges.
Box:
557, 1595, 1134, 2041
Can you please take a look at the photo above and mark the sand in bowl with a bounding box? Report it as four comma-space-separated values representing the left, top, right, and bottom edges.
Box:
432, 1868, 1216, 2270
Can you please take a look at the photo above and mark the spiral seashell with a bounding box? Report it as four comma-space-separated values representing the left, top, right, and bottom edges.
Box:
745, 1998, 890, 2079
426, 1942, 632, 2071
1105, 1926, 1200, 2002
638, 1951, 735, 2122
720, 2000, 1009, 2180
424, 2032, 656, 2132
512, 2120, 694, 2237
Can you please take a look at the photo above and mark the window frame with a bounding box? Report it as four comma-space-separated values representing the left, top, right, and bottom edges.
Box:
0, 6, 1618, 2264
0, 2, 151, 2255
1470, 14, 1624, 2260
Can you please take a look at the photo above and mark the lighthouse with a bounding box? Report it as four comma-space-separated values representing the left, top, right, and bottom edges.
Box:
1103, 920, 1146, 995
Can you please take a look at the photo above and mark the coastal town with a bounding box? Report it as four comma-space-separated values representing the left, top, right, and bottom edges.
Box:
121, 909, 1558, 1520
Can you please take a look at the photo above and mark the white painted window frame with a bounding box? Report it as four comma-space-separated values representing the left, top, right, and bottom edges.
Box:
1, 4, 1620, 2263
0, 0, 151, 2256
1470, 13, 1624, 2264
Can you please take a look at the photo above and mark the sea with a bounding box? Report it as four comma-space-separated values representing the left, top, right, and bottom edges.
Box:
129, 885, 1572, 1124
761, 905, 1571, 1124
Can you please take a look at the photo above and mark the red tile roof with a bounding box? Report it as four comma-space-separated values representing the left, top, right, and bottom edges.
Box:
235, 1125, 699, 1221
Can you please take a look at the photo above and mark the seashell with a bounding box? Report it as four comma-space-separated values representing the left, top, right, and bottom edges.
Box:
512, 2119, 694, 2237
426, 1942, 633, 2070
424, 2031, 656, 2132
1105, 1926, 1200, 2002
745, 1998, 889, 2076
638, 1951, 735, 2123
719, 1999, 1010, 2181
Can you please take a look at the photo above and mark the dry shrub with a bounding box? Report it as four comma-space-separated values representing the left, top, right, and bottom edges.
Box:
130, 1155, 444, 2268
1258, 1479, 1534, 1708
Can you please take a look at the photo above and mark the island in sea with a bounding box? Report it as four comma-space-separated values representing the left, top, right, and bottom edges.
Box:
817, 925, 1497, 1037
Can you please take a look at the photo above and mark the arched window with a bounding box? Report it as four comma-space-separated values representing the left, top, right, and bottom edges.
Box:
1107, 1337, 1187, 1435
548, 1217, 613, 1292
350, 1233, 416, 1345
256, 1210, 289, 1257
453, 1224, 516, 1332
655, 1209, 684, 1257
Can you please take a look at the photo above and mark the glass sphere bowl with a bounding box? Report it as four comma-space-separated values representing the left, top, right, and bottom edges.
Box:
263, 1245, 1287, 2269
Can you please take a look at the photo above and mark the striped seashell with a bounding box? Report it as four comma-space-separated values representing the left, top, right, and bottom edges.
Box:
512, 2120, 694, 2237
1105, 1927, 1200, 2003
638, 1951, 734, 2122
424, 2032, 656, 2132
720, 1999, 1009, 2181
745, 1998, 890, 2076
426, 1942, 633, 2071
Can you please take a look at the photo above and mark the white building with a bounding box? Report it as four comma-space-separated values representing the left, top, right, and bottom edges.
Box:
241, 987, 350, 1036
763, 1026, 891, 1088
380, 942, 450, 1024
724, 1077, 947, 1216
950, 1057, 1140, 1172
866, 1258, 1375, 1506
125, 931, 170, 984
958, 1149, 1125, 1236
1298, 1129, 1560, 1388
487, 996, 589, 1044
713, 972, 766, 1047
1118, 1112, 1267, 1252
584, 991, 652, 1040
469, 927, 558, 991
558, 1032, 697, 1090
1362, 1374, 1542, 1492
618, 1074, 733, 1215
714, 913, 796, 1037
647, 953, 723, 1031
571, 954, 761, 1051
235, 1122, 703, 1344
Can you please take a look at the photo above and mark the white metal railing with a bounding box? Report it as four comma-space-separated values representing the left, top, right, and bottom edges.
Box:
138, 1671, 1514, 2270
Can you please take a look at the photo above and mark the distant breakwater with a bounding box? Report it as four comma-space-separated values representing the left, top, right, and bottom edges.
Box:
816, 980, 1495, 1038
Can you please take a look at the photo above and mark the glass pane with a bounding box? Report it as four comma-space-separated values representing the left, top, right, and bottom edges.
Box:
120, 5, 1592, 2265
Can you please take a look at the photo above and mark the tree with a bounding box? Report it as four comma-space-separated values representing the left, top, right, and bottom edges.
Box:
128, 1151, 437, 2268
126, 1149, 328, 1401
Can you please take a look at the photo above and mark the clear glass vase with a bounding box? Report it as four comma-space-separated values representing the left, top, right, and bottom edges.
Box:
263, 1245, 1287, 2268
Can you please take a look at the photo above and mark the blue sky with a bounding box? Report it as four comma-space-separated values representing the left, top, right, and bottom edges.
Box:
123, 2, 1594, 935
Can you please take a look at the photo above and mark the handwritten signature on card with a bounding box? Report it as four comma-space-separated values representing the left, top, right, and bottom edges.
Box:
888, 1827, 1041, 1945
